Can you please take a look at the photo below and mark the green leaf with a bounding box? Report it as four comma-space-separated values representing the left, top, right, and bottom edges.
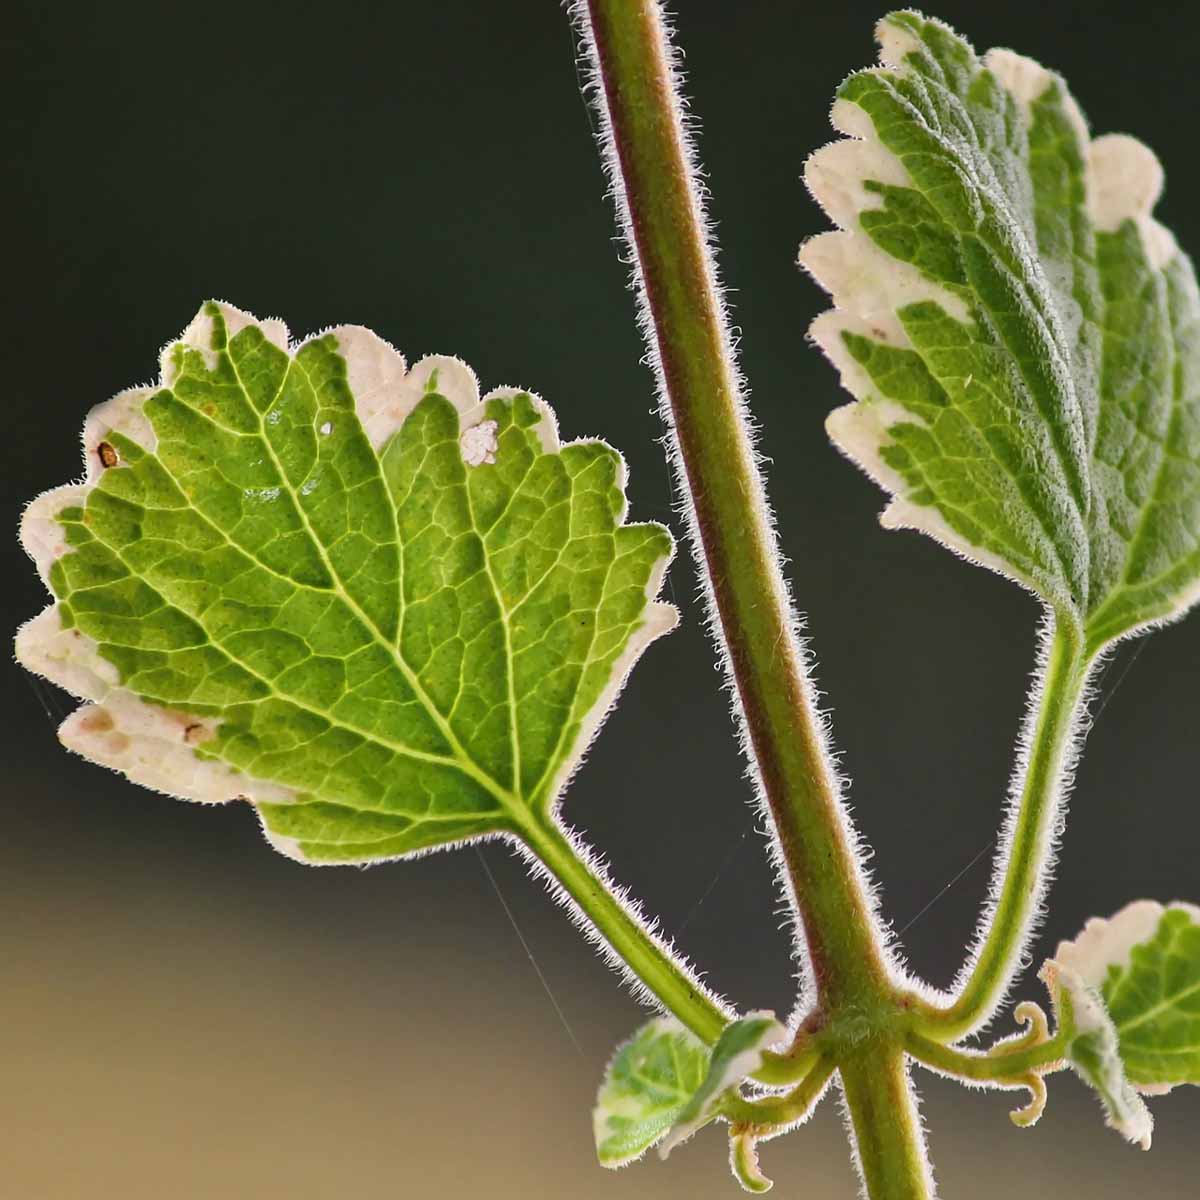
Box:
1050, 900, 1200, 1095
593, 1017, 710, 1167
802, 12, 1200, 655
660, 1011, 786, 1158
16, 301, 676, 865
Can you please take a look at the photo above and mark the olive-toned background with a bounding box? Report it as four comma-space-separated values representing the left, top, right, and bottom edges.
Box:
5, 2, 1198, 1196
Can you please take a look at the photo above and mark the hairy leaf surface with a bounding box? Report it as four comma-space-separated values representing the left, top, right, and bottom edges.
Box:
593, 1017, 710, 1167
803, 11, 1200, 653
17, 302, 675, 864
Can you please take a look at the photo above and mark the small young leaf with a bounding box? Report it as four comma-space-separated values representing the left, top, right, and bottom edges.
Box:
803, 12, 1200, 654
593, 1017, 710, 1167
730, 1129, 773, 1193
17, 302, 675, 864
659, 1011, 786, 1158
1042, 959, 1153, 1149
1051, 900, 1200, 1092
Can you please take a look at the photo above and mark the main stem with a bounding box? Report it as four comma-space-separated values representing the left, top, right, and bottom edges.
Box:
840, 1051, 933, 1200
581, 0, 887, 1013
580, 4, 930, 1196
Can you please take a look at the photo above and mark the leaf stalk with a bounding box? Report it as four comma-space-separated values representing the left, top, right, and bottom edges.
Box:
918, 620, 1092, 1040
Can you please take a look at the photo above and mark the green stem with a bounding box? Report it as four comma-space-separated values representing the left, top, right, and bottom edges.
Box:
840, 1051, 933, 1200
919, 620, 1091, 1040
725, 1055, 834, 1129
582, 0, 887, 1014
906, 1030, 1067, 1083
520, 817, 816, 1083
522, 818, 730, 1044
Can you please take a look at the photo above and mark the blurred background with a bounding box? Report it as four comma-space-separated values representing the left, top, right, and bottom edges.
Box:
5, 2, 1198, 1196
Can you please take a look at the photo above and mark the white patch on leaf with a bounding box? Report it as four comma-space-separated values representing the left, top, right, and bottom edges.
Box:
824, 399, 914, 502
60, 694, 293, 807
165, 300, 285, 378
408, 354, 481, 413
877, 495, 1035, 592
16, 608, 297, 809
1051, 899, 1200, 990
807, 311, 878, 404
805, 137, 911, 233
1088, 134, 1178, 269
19, 485, 87, 586
1089, 135, 1163, 231
320, 324, 410, 448
83, 386, 156, 473
984, 48, 1052, 107
875, 18, 921, 68
829, 97, 875, 141
799, 230, 971, 345
15, 607, 118, 702
459, 419, 499, 466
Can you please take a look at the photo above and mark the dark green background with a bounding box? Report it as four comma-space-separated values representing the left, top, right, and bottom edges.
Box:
5, 2, 1197, 1196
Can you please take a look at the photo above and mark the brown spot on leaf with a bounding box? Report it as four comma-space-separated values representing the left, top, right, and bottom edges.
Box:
183, 722, 209, 745
79, 708, 115, 734
97, 441, 118, 469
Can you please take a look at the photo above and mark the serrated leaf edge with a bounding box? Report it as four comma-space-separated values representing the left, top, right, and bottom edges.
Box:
801, 15, 1182, 609
16, 301, 678, 865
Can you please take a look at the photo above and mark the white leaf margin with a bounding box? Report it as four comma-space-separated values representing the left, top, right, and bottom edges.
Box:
593, 1015, 706, 1168
800, 16, 1181, 596
1051, 899, 1200, 992
16, 301, 678, 865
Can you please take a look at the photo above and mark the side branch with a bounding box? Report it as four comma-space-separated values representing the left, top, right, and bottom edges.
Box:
579, 0, 888, 1011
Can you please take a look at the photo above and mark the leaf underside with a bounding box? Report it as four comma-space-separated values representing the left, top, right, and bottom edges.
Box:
593, 1017, 710, 1167
803, 11, 1200, 655
17, 302, 675, 865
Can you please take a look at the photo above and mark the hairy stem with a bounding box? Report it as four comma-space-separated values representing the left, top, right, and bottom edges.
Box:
840, 1051, 933, 1200
920, 620, 1091, 1040
520, 817, 816, 1082
725, 1055, 835, 1129
580, 0, 886, 1013
906, 1030, 1067, 1082
523, 819, 730, 1043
